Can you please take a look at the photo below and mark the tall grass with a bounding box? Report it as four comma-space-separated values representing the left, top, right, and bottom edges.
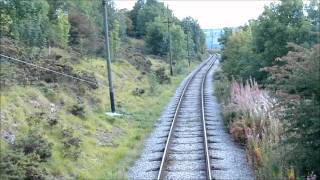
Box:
216, 77, 287, 179
229, 79, 282, 145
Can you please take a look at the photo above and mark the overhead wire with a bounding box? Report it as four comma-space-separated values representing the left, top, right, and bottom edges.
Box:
0, 54, 105, 87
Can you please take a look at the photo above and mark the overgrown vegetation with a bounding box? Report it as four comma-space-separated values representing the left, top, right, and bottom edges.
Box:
216, 0, 319, 179
0, 0, 207, 179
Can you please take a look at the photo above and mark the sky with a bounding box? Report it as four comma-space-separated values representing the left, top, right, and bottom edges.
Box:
114, 0, 276, 29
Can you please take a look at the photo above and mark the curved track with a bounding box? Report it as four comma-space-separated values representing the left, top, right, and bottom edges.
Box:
157, 56, 216, 180
128, 54, 253, 180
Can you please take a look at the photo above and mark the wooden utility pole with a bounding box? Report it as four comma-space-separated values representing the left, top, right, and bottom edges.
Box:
186, 22, 191, 67
187, 32, 190, 67
102, 0, 115, 113
163, 5, 173, 76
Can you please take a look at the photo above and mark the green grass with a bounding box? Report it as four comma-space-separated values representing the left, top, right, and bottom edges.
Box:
0, 54, 195, 179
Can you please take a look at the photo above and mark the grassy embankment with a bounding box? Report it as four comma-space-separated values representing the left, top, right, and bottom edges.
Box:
0, 39, 199, 179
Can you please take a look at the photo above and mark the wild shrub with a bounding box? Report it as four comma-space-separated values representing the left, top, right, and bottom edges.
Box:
175, 60, 188, 75
148, 67, 171, 94
40, 86, 56, 100
0, 149, 48, 180
60, 128, 82, 160
69, 104, 85, 118
213, 70, 231, 104
132, 88, 145, 96
0, 131, 52, 179
15, 131, 53, 162
0, 149, 27, 179
154, 67, 170, 84
148, 72, 159, 94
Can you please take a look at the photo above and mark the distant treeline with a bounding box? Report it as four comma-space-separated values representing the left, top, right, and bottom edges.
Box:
0, 0, 206, 60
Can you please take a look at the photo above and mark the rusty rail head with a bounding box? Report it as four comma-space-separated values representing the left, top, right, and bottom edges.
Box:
157, 55, 215, 180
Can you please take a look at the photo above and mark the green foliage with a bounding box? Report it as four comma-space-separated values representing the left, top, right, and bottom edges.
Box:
129, 0, 207, 62
110, 19, 121, 59
1, 0, 50, 50
218, 0, 320, 177
171, 24, 187, 60
69, 104, 86, 118
252, 0, 315, 70
61, 128, 82, 160
175, 59, 189, 75
145, 17, 187, 61
0, 131, 52, 179
305, 0, 320, 27
221, 28, 262, 80
264, 44, 320, 176
117, 9, 132, 41
0, 149, 27, 179
15, 131, 53, 162
48, 9, 70, 48
218, 27, 233, 47
145, 16, 168, 55
213, 70, 231, 103
1, 0, 206, 63
136, 0, 169, 37
180, 17, 206, 60
0, 149, 48, 180
284, 100, 320, 176
148, 72, 160, 94
263, 44, 320, 100
220, 0, 319, 82
154, 67, 171, 84
129, 0, 144, 37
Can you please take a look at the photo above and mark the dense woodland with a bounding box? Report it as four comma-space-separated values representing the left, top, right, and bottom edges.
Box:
0, 0, 207, 179
0, 0, 206, 61
216, 0, 319, 179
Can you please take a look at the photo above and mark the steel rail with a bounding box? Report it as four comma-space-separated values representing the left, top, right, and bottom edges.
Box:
157, 55, 215, 180
201, 57, 217, 180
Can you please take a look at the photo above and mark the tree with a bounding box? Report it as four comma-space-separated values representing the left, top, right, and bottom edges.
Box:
129, 0, 144, 37
48, 9, 70, 48
146, 16, 187, 60
1, 0, 50, 51
252, 0, 313, 70
117, 9, 132, 41
262, 44, 320, 176
136, 0, 169, 37
221, 0, 317, 82
110, 19, 121, 59
180, 17, 206, 60
305, 0, 320, 27
145, 16, 168, 55
221, 27, 263, 80
218, 27, 233, 47
171, 24, 187, 60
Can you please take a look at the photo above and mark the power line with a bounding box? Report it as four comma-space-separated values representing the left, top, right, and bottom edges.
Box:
0, 53, 102, 87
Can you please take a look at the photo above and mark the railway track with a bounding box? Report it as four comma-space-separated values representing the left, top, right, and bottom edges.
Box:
157, 55, 216, 180
129, 54, 253, 180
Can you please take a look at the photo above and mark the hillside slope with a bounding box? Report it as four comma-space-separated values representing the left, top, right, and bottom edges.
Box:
0, 38, 195, 179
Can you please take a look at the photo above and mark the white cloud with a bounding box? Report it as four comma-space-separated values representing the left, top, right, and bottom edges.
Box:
114, 0, 276, 29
